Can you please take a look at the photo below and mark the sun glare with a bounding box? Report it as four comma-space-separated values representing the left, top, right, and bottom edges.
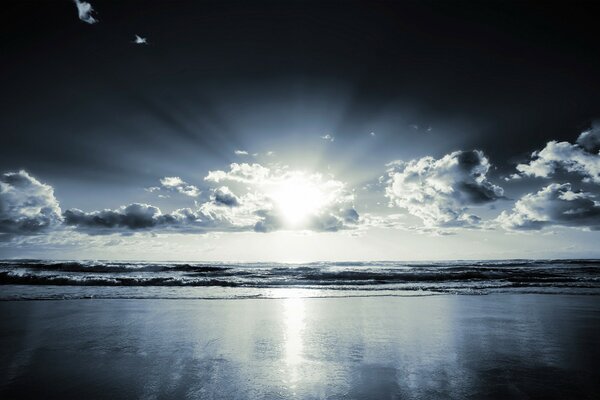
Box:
271, 177, 325, 226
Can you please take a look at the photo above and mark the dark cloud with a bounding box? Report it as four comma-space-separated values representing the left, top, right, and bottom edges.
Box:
497, 183, 600, 231
576, 123, 600, 154
212, 186, 240, 207
385, 150, 504, 228
0, 170, 62, 235
64, 204, 166, 230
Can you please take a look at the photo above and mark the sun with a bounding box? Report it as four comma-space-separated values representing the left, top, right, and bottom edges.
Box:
270, 177, 326, 226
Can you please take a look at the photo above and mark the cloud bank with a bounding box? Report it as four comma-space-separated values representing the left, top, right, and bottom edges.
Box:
386, 150, 504, 228
0, 171, 62, 235
46, 163, 359, 235
497, 183, 600, 231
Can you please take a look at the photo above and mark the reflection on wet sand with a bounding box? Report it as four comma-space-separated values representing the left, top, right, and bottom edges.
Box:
283, 294, 305, 393
1, 294, 599, 399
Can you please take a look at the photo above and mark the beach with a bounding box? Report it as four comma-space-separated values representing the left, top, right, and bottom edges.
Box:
1, 294, 598, 399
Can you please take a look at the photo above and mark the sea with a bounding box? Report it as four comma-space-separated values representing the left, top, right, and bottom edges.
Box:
1, 259, 599, 300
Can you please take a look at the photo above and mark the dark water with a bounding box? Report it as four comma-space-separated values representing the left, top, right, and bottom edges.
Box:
1, 259, 599, 299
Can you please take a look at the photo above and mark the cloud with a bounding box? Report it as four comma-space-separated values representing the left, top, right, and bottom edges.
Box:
497, 183, 600, 231
234, 150, 249, 155
211, 186, 240, 207
0, 161, 363, 238
159, 176, 200, 197
73, 0, 97, 24
577, 124, 600, 153
62, 163, 359, 235
515, 124, 600, 183
0, 170, 62, 235
204, 163, 359, 232
64, 204, 165, 230
63, 203, 246, 234
321, 134, 334, 142
385, 150, 504, 228
205, 163, 271, 184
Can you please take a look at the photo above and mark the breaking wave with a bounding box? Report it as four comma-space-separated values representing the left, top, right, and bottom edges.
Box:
1, 259, 599, 299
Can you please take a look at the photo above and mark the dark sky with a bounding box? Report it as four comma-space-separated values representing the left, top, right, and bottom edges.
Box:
1, 0, 600, 197
1, 0, 600, 260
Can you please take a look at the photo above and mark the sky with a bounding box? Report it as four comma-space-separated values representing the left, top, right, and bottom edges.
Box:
1, 0, 600, 261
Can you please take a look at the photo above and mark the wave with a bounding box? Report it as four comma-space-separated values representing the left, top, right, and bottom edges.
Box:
1, 260, 599, 298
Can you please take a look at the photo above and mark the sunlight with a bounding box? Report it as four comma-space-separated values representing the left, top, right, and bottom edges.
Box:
282, 292, 306, 391
270, 177, 325, 226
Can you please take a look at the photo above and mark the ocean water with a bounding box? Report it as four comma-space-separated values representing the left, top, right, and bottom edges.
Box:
1, 259, 599, 300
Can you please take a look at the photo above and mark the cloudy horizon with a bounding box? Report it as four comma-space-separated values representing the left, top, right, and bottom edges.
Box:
1, 1, 599, 261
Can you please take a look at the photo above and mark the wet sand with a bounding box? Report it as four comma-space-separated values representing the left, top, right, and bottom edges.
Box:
1, 294, 599, 399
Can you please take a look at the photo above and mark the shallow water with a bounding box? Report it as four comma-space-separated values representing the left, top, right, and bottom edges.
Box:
1, 294, 599, 399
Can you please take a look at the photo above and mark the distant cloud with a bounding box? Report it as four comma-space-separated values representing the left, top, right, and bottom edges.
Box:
321, 134, 334, 142
205, 163, 270, 184
0, 170, 62, 235
159, 176, 200, 197
234, 150, 249, 155
63, 203, 241, 233
64, 204, 166, 230
515, 124, 600, 183
385, 150, 504, 228
59, 163, 360, 235
370, 132, 376, 137
497, 183, 600, 231
73, 0, 97, 24
133, 34, 147, 45
211, 186, 240, 207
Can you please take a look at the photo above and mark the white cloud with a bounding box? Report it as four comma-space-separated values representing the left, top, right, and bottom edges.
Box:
515, 124, 600, 183
321, 134, 334, 142
73, 0, 97, 24
497, 183, 600, 231
133, 34, 147, 45
205, 163, 271, 184
234, 150, 249, 155
0, 170, 62, 235
385, 150, 504, 228
159, 176, 200, 197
